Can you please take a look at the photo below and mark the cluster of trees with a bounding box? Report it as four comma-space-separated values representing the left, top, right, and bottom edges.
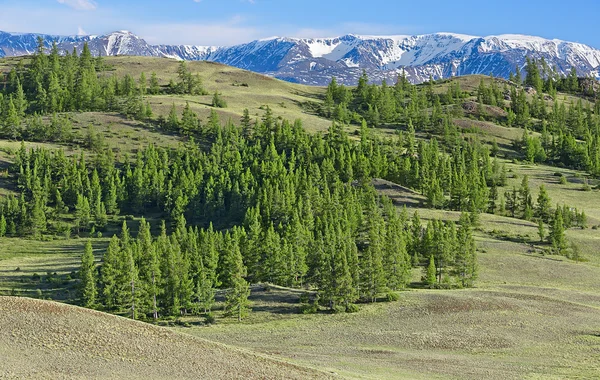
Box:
80, 218, 251, 321
497, 177, 585, 256
0, 40, 209, 140
322, 62, 600, 177
476, 61, 600, 175
0, 101, 483, 318
79, 205, 478, 321
3, 43, 592, 322
321, 73, 466, 128
380, 125, 505, 213
510, 57, 585, 96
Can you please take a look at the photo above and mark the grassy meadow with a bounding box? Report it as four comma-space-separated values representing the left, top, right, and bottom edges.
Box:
0, 56, 599, 379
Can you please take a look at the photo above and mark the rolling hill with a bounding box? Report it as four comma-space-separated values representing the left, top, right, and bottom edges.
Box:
1, 52, 600, 380
0, 296, 333, 379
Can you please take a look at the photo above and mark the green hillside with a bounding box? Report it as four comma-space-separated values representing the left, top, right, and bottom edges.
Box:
1, 49, 599, 379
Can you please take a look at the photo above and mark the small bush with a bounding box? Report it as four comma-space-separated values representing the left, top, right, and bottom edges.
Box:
300, 300, 319, 314
31, 273, 40, 281
204, 312, 216, 325
559, 175, 567, 184
299, 292, 311, 304
386, 292, 400, 302
212, 92, 227, 108
332, 304, 346, 314
346, 303, 360, 313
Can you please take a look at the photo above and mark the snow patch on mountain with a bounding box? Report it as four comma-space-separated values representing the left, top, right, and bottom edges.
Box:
1, 30, 600, 86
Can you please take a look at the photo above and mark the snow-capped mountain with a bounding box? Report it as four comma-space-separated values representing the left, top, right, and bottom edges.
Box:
1, 30, 599, 85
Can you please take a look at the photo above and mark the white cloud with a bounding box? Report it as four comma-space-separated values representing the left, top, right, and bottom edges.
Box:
56, 0, 97, 11
77, 26, 87, 35
0, 3, 419, 46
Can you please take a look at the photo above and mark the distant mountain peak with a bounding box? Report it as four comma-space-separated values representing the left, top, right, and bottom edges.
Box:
1, 29, 599, 85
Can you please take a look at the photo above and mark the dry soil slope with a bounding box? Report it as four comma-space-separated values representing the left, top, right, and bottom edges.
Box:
0, 296, 333, 379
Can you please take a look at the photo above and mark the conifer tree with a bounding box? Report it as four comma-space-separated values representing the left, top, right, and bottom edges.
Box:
101, 235, 121, 310
360, 202, 386, 302
455, 213, 477, 287
195, 259, 215, 314
224, 238, 251, 321
149, 72, 160, 95
550, 207, 567, 254
137, 218, 161, 319
75, 194, 91, 232
519, 176, 533, 220
425, 256, 436, 288
538, 220, 545, 243
535, 184, 552, 222
0, 215, 6, 237
80, 240, 97, 308
241, 108, 252, 136
180, 102, 198, 136
324, 226, 357, 311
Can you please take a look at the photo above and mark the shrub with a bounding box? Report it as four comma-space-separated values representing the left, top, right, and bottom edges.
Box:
212, 92, 227, 108
332, 304, 346, 314
300, 302, 318, 314
386, 292, 400, 302
346, 303, 360, 313
559, 175, 567, 184
204, 312, 216, 325
299, 292, 311, 304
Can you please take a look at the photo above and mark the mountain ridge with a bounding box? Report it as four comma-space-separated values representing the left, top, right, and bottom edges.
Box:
1, 30, 599, 85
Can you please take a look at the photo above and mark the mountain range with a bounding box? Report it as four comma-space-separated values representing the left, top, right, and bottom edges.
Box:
1, 30, 599, 85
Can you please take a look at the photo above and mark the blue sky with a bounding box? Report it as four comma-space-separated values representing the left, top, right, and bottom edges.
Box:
0, 0, 598, 47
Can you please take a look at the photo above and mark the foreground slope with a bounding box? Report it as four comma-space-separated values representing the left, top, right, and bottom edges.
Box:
0, 297, 332, 379
186, 239, 600, 379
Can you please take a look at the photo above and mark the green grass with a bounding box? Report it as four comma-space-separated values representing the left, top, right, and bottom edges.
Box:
1, 57, 600, 378
0, 237, 106, 300
101, 57, 333, 133
180, 241, 600, 379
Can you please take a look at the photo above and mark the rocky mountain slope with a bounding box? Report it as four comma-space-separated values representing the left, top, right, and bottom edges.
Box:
1, 30, 599, 85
